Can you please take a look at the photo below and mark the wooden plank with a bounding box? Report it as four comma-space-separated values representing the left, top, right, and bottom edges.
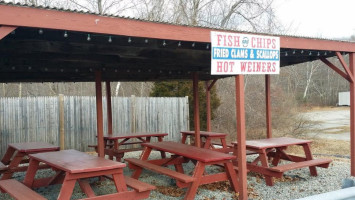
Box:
269, 158, 332, 173
124, 176, 156, 192
0, 179, 47, 200
142, 142, 236, 162
126, 158, 195, 183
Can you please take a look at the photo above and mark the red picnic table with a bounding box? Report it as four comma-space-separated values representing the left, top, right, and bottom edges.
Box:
0, 142, 60, 180
92, 132, 168, 161
4, 149, 155, 200
126, 141, 239, 200
233, 137, 332, 186
180, 131, 232, 152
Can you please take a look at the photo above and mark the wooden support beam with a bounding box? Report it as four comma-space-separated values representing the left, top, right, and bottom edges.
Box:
193, 72, 201, 147
0, 25, 17, 40
106, 81, 113, 135
95, 71, 104, 157
336, 52, 354, 83
235, 75, 247, 200
205, 79, 217, 132
205, 81, 211, 132
265, 75, 272, 138
350, 53, 355, 176
320, 57, 351, 82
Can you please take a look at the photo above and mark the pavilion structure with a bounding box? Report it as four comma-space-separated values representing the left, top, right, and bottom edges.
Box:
1, 2, 355, 199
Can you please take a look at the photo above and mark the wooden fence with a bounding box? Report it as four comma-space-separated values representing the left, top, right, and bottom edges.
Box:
0, 96, 189, 157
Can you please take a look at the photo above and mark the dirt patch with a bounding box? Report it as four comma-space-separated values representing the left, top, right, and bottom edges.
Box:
322, 126, 350, 134
304, 106, 349, 112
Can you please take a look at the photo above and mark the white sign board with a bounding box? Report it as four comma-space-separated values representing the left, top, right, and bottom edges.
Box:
211, 31, 280, 75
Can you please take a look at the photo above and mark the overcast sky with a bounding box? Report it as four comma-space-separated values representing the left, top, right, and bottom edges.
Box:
273, 0, 355, 39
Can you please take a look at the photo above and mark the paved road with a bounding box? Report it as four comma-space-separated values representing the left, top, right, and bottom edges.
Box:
303, 108, 350, 141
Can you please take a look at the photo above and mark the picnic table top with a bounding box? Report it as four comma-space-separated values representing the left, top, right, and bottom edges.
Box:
232, 137, 312, 149
8, 142, 60, 153
29, 149, 126, 174
142, 141, 235, 162
103, 132, 168, 139
180, 131, 227, 137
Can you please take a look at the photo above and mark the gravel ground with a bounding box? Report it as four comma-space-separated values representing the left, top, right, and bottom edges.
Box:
0, 151, 354, 200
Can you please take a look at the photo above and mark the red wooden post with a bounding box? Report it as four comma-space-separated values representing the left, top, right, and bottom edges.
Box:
95, 71, 104, 157
106, 81, 113, 135
235, 75, 247, 200
350, 53, 355, 176
265, 75, 272, 138
193, 72, 201, 147
205, 79, 217, 132
205, 81, 211, 132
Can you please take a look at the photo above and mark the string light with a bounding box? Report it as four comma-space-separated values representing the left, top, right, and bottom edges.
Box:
309, 51, 312, 56
317, 52, 320, 56
178, 41, 181, 47
128, 37, 132, 43
293, 50, 296, 54
108, 36, 112, 43
206, 44, 209, 49
301, 50, 304, 54
192, 42, 195, 47
64, 31, 68, 38
163, 40, 166, 46
38, 29, 43, 34
324, 52, 327, 56
87, 34, 91, 41
145, 39, 149, 43
285, 52, 288, 56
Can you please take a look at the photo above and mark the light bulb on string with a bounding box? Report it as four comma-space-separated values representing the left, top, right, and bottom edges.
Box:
128, 37, 132, 43
206, 44, 209, 49
64, 31, 68, 38
163, 40, 167, 46
192, 42, 195, 47
108, 36, 112, 43
178, 41, 181, 47
145, 39, 149, 43
87, 34, 91, 41
38, 29, 43, 34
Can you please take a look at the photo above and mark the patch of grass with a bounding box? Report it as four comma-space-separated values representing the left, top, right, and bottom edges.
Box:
286, 138, 350, 157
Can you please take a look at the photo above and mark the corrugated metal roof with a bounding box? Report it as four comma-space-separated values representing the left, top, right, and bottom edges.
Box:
0, 0, 353, 43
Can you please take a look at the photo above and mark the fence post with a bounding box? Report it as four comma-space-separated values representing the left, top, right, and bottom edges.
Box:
59, 94, 65, 150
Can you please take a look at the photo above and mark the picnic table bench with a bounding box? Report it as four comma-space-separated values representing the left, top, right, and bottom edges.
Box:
127, 141, 239, 200
180, 131, 233, 153
90, 132, 168, 161
0, 142, 60, 180
233, 137, 332, 186
2, 149, 155, 200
